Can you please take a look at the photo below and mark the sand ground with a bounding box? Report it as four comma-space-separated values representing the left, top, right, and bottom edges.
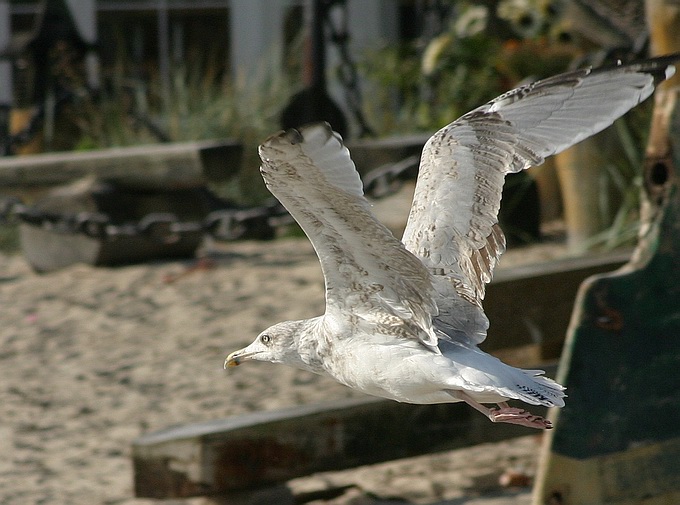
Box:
0, 185, 568, 505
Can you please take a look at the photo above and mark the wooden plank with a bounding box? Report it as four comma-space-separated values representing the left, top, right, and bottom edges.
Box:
484, 251, 630, 359
132, 367, 554, 500
0, 139, 243, 190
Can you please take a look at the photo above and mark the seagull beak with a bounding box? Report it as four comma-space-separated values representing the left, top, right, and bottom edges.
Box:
224, 348, 259, 368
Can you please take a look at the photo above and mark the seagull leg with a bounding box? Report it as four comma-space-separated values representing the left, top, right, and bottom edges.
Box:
490, 402, 553, 429
447, 391, 552, 429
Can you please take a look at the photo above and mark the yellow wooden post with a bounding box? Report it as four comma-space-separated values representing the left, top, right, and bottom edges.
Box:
554, 128, 624, 252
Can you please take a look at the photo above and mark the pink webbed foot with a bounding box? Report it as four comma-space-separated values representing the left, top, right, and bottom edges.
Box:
489, 404, 553, 430
447, 391, 554, 430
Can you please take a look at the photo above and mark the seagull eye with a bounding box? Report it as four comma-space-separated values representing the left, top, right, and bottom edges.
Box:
260, 334, 272, 344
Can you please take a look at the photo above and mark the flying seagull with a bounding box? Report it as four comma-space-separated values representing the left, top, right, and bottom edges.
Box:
225, 55, 678, 429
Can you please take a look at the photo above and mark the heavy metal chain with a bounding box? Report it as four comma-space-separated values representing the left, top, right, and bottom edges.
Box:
325, 0, 376, 138
0, 197, 293, 244
0, 155, 418, 243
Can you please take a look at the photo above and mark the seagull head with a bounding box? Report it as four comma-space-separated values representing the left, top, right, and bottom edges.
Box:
224, 320, 307, 369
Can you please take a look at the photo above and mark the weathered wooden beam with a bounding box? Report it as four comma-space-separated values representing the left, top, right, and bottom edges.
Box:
132, 369, 554, 500
0, 139, 242, 190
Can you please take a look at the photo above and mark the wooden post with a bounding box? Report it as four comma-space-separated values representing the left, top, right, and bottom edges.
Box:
63, 0, 99, 91
532, 6, 680, 501
554, 128, 625, 252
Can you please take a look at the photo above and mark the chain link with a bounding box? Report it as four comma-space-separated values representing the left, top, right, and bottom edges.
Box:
325, 0, 376, 138
0, 154, 418, 242
0, 196, 294, 242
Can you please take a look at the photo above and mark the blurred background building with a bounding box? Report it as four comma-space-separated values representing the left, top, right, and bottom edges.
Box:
0, 0, 410, 152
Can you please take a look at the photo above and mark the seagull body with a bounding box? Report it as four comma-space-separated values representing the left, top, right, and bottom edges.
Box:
226, 55, 678, 429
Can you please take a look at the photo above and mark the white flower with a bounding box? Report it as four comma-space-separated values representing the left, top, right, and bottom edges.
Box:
454, 5, 489, 38
421, 34, 453, 76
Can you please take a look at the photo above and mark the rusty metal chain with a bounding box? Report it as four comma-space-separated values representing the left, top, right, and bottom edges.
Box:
0, 197, 293, 243
0, 156, 418, 242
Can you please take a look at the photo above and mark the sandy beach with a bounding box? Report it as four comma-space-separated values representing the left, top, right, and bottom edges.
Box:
0, 185, 568, 504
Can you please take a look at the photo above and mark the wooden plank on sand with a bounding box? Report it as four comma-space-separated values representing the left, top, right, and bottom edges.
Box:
132, 373, 553, 499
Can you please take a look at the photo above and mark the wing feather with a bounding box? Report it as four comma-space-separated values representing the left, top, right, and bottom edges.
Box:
402, 55, 679, 345
259, 123, 439, 349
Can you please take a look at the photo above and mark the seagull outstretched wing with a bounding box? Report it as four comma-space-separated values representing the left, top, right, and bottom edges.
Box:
259, 124, 439, 349
401, 55, 678, 344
